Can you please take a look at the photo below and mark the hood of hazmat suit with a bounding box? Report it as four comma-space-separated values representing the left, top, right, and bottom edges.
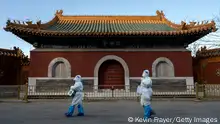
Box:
142, 69, 149, 78
74, 75, 82, 82
141, 70, 152, 88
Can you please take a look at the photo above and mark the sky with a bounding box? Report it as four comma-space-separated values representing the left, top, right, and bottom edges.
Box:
0, 0, 220, 57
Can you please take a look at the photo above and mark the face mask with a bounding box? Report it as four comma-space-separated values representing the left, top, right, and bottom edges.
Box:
142, 70, 149, 77
74, 75, 81, 82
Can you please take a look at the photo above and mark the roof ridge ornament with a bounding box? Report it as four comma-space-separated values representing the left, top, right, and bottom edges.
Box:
6, 19, 27, 26
189, 21, 196, 26
201, 20, 208, 25
6, 19, 11, 25
181, 21, 187, 30
56, 10, 63, 16
211, 20, 215, 24
17, 20, 21, 24
201, 46, 207, 51
211, 20, 217, 31
36, 20, 41, 29
14, 47, 24, 58
26, 20, 33, 25
156, 10, 165, 21
25, 18, 33, 25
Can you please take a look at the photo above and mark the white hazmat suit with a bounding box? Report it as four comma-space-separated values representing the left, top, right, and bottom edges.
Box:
137, 70, 154, 119
65, 75, 84, 117
140, 70, 152, 106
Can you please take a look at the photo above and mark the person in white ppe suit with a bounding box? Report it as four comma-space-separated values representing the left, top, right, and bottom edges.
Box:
137, 70, 155, 119
65, 75, 84, 117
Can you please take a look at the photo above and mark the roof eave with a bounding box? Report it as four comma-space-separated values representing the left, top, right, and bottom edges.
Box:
3, 27, 9, 32
5, 27, 214, 36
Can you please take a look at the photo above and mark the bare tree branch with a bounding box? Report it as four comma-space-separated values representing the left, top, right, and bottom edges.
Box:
186, 11, 220, 56
213, 11, 220, 27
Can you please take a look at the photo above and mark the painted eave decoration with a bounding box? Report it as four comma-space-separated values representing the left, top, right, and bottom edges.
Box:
196, 47, 220, 58
0, 47, 30, 66
3, 10, 217, 36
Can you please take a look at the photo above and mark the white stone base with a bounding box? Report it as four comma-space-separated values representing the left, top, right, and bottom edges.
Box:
130, 77, 194, 92
28, 77, 195, 94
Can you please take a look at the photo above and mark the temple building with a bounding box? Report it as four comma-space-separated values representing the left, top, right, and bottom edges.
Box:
0, 47, 29, 85
4, 10, 216, 92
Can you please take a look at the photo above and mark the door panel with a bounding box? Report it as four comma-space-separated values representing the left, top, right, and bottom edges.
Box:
98, 60, 124, 89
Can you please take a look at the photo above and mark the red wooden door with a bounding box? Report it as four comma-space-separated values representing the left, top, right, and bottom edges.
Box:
204, 62, 220, 84
98, 60, 124, 89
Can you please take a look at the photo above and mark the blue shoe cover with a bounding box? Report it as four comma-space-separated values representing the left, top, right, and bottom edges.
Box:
144, 105, 152, 119
65, 105, 75, 117
77, 104, 84, 116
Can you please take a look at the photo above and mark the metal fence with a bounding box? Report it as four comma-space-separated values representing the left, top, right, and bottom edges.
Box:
1, 83, 220, 102
196, 83, 220, 99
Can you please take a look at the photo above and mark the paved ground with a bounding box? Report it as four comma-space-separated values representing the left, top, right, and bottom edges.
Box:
0, 100, 220, 124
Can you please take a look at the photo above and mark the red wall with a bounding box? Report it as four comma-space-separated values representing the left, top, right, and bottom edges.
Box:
204, 62, 220, 84
29, 51, 193, 77
194, 57, 220, 84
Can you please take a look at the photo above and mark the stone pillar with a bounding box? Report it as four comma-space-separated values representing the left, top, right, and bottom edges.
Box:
125, 77, 130, 92
94, 77, 98, 92
186, 77, 194, 92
